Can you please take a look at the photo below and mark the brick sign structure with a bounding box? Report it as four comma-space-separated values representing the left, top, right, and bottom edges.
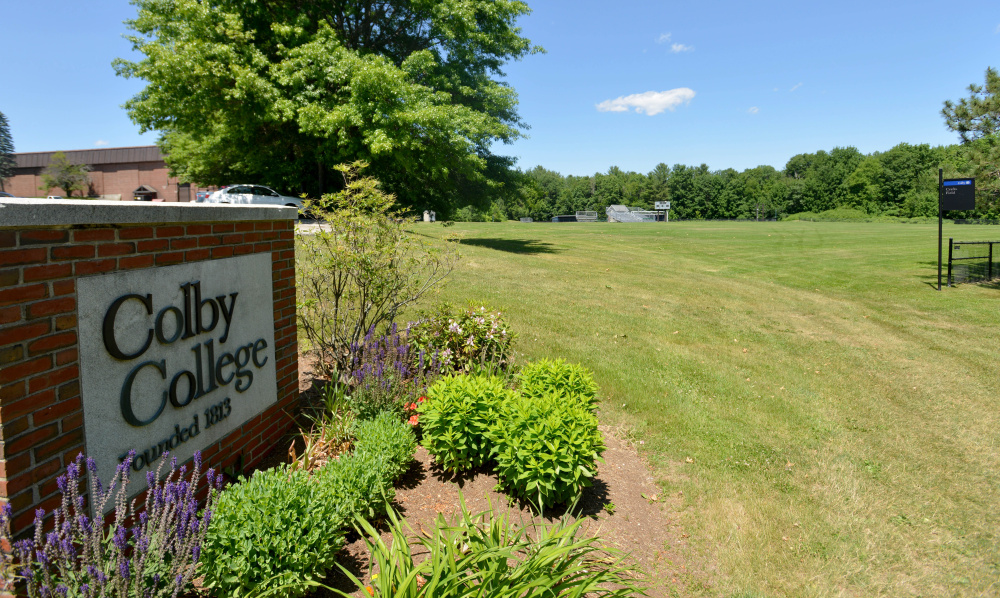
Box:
0, 199, 298, 535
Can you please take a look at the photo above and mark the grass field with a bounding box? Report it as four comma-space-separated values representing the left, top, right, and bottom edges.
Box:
406, 220, 1000, 597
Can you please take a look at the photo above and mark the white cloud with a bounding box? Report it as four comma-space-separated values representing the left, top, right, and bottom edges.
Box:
656, 33, 672, 44
596, 88, 696, 116
790, 82, 803, 92
748, 107, 760, 114
670, 43, 694, 53
95, 139, 109, 147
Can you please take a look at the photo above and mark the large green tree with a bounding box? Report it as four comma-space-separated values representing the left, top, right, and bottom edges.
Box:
0, 111, 14, 192
114, 0, 540, 214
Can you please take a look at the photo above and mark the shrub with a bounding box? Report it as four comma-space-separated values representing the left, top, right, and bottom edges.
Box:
200, 465, 352, 598
296, 162, 458, 377
348, 323, 441, 420
353, 412, 418, 492
407, 303, 515, 374
333, 497, 646, 598
0, 452, 218, 598
490, 393, 605, 508
517, 358, 599, 408
419, 374, 516, 473
201, 413, 417, 597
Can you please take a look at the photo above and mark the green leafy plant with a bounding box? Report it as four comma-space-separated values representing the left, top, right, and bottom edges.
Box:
353, 411, 417, 482
333, 496, 646, 597
419, 374, 515, 473
490, 392, 605, 509
296, 162, 458, 377
516, 358, 599, 408
202, 413, 417, 598
407, 303, 515, 374
200, 464, 351, 598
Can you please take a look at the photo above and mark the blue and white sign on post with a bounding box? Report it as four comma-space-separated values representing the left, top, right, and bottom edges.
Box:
937, 172, 976, 290
941, 178, 975, 211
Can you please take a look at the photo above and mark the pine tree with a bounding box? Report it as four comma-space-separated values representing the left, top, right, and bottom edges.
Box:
0, 111, 15, 193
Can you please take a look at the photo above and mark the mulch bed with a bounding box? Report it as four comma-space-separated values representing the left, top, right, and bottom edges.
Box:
264, 356, 703, 597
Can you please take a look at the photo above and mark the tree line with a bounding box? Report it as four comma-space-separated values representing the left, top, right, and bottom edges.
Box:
453, 140, 997, 222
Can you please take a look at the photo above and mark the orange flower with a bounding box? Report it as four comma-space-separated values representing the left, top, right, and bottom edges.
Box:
407, 402, 418, 411
365, 587, 374, 596
418, 396, 426, 403
408, 415, 419, 426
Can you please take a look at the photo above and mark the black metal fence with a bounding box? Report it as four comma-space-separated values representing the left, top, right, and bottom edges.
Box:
947, 239, 1000, 285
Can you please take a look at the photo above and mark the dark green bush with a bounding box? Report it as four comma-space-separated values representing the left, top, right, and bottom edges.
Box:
201, 413, 417, 597
490, 392, 605, 508
517, 358, 599, 407
419, 374, 516, 472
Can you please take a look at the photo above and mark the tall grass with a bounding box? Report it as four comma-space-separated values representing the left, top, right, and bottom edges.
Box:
406, 220, 1000, 597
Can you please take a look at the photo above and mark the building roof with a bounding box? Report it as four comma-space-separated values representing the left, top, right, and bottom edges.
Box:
14, 146, 164, 169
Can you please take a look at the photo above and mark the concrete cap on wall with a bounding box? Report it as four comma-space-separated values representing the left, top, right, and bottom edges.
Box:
0, 198, 298, 228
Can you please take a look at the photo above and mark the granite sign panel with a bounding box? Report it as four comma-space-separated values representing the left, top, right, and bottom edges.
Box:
77, 253, 277, 491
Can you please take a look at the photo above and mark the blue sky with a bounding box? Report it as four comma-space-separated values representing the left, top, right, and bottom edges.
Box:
3, 0, 998, 176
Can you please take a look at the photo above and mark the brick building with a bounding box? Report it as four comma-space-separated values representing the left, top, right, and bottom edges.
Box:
5, 146, 211, 202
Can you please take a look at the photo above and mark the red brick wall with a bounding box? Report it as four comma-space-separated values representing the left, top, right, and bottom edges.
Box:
5, 163, 212, 202
0, 220, 298, 538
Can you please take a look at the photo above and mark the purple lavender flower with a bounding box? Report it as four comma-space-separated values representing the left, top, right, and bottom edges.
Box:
112, 526, 128, 551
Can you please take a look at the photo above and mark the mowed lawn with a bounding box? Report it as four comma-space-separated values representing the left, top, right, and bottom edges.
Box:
407, 220, 1000, 597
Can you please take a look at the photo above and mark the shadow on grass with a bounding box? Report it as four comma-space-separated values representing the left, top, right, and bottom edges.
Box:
458, 238, 560, 255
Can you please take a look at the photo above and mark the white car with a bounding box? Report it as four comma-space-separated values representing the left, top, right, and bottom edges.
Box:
202, 185, 303, 211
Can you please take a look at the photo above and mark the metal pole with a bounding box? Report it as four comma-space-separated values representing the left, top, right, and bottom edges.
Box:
990, 241, 994, 281
938, 169, 943, 291
947, 238, 953, 287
